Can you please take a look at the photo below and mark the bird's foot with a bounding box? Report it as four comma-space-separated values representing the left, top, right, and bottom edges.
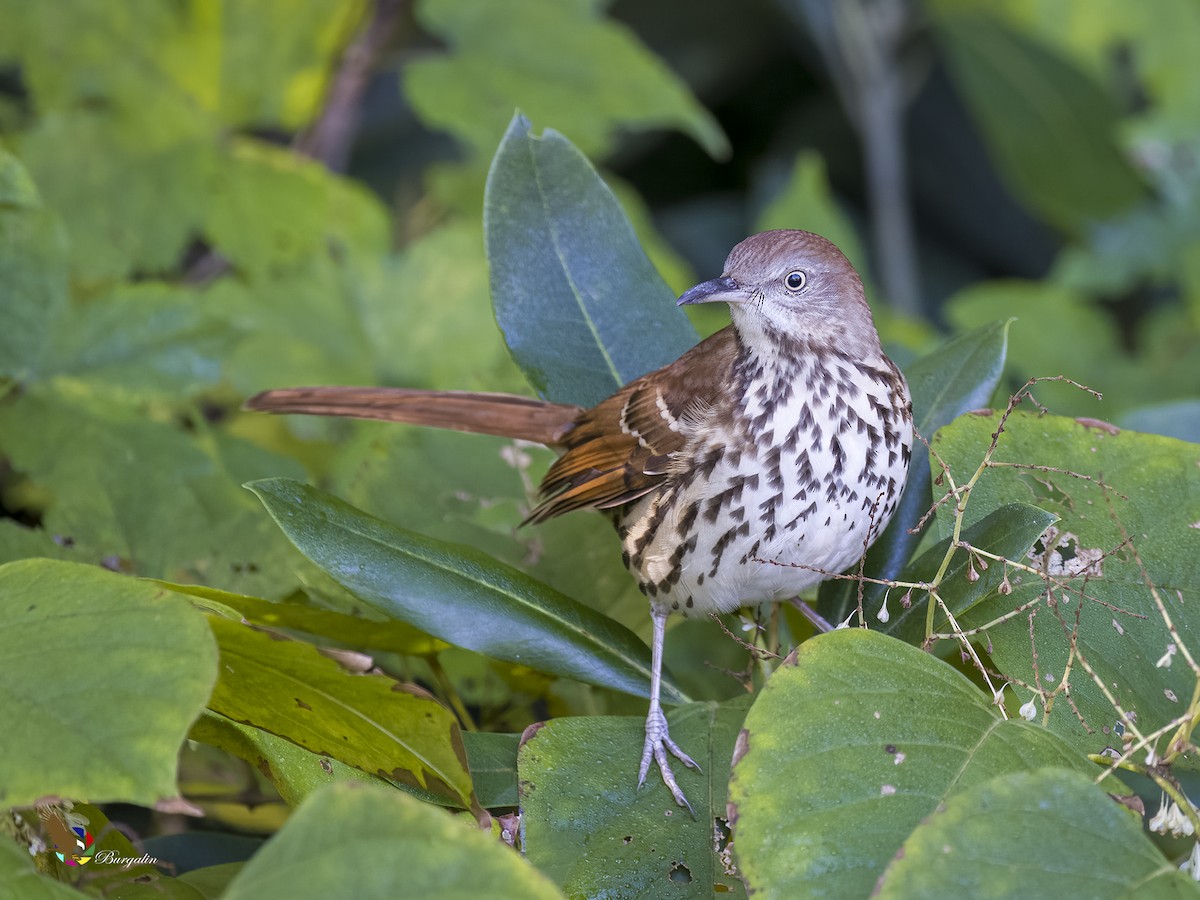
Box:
637, 706, 701, 815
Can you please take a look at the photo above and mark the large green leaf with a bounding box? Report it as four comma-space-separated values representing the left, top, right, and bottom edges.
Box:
221, 782, 564, 900
328, 426, 651, 638
728, 629, 1119, 898
484, 113, 698, 406
247, 478, 688, 703
932, 11, 1145, 232
356, 222, 526, 394
191, 711, 518, 812
13, 111, 216, 284
205, 615, 477, 810
0, 559, 217, 808
205, 138, 389, 279
877, 768, 1195, 898
216, 257, 378, 396
932, 412, 1200, 761
819, 320, 1011, 622
519, 697, 750, 898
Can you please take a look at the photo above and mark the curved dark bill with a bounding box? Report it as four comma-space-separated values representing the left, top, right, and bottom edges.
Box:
676, 274, 746, 306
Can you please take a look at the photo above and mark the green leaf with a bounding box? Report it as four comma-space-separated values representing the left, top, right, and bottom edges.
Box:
728, 629, 1116, 898
945, 280, 1127, 415
405, 0, 726, 166
819, 320, 1011, 621
0, 147, 68, 380
221, 782, 564, 900
163, 581, 443, 657
519, 698, 750, 898
359, 222, 526, 393
882, 502, 1059, 643
1121, 399, 1200, 444
45, 282, 235, 396
193, 702, 517, 811
178, 863, 246, 900
0, 1, 361, 132
0, 383, 307, 597
932, 12, 1145, 232
0, 559, 217, 808
932, 411, 1200, 761
0, 1, 367, 282
189, 710, 382, 808
205, 138, 388, 279
877, 768, 1193, 898
216, 258, 378, 396
328, 427, 651, 637
215, 2, 369, 129
14, 110, 217, 283
461, 732, 520, 810
484, 113, 698, 406
247, 478, 688, 703
205, 615, 478, 810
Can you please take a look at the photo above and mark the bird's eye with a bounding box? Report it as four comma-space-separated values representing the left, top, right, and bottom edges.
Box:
784, 270, 807, 291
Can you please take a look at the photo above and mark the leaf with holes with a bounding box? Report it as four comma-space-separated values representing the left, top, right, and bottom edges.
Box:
881, 502, 1058, 643
932, 411, 1200, 764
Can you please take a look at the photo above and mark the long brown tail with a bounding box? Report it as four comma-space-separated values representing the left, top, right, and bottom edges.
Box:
244, 387, 582, 446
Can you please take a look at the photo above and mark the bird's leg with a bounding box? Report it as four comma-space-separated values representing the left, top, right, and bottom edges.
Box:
637, 606, 700, 814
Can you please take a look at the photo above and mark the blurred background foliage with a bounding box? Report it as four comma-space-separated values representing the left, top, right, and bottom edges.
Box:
1, 0, 1199, 886
0, 0, 1197, 680
0, 0, 1198, 786
0, 2, 1195, 628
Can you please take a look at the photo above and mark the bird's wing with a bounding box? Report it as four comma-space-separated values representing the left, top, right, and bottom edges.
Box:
527, 327, 740, 522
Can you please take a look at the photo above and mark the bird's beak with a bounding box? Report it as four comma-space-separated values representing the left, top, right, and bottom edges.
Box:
676, 274, 747, 306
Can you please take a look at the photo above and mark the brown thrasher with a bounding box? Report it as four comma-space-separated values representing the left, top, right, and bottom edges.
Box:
247, 230, 913, 812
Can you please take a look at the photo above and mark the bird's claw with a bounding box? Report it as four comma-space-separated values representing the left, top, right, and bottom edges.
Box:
637, 707, 700, 815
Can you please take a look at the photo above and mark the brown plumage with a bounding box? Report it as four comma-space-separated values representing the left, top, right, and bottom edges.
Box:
246, 328, 741, 524
245, 230, 913, 814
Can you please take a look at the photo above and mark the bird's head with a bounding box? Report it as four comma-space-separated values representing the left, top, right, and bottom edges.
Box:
677, 230, 879, 358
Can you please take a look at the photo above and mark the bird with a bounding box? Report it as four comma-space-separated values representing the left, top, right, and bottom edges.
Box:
246, 229, 914, 812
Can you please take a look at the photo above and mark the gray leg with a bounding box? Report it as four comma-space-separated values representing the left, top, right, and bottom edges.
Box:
637, 606, 700, 814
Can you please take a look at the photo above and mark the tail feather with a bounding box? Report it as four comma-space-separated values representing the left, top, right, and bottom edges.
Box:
244, 387, 582, 446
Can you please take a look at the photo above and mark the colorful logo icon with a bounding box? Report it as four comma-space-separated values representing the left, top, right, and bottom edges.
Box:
55, 825, 94, 866
40, 810, 94, 867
